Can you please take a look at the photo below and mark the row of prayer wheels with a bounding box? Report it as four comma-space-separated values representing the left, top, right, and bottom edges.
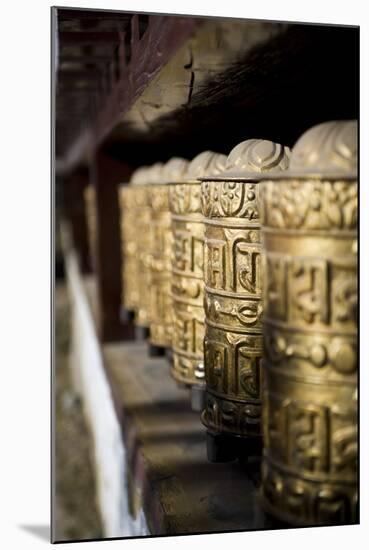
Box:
117, 120, 357, 527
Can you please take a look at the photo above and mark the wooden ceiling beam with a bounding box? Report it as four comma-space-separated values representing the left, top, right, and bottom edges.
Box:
58, 31, 121, 44
57, 9, 132, 22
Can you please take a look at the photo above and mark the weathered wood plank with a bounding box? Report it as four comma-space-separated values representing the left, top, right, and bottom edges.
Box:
89, 150, 135, 342
103, 340, 272, 535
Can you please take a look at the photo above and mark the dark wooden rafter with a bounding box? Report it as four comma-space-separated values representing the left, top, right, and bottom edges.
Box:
59, 55, 114, 64
57, 8, 133, 22
59, 31, 122, 44
54, 8, 201, 168
89, 151, 135, 342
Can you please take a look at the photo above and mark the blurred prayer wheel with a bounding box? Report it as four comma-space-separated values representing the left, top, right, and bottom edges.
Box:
131, 166, 155, 330
200, 139, 291, 461
169, 152, 227, 399
84, 184, 97, 271
148, 159, 188, 352
260, 121, 358, 526
119, 168, 145, 316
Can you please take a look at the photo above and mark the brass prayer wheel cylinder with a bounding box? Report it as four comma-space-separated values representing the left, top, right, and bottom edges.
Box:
148, 158, 188, 348
200, 140, 291, 440
131, 166, 156, 328
169, 152, 227, 387
119, 170, 144, 313
84, 184, 97, 271
260, 120, 358, 526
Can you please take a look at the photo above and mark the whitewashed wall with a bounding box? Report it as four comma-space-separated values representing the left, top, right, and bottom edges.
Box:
65, 249, 149, 538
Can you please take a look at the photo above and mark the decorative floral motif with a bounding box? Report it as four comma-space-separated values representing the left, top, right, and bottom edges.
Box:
219, 182, 244, 216
169, 182, 202, 215
201, 181, 259, 219
262, 179, 357, 230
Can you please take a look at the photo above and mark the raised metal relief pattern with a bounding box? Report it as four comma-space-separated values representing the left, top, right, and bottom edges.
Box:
120, 186, 140, 311
133, 185, 153, 327
205, 229, 261, 294
264, 395, 357, 478
265, 254, 357, 332
262, 172, 358, 525
264, 328, 357, 376
201, 181, 259, 220
262, 392, 357, 525
262, 461, 357, 526
170, 182, 205, 386
172, 230, 204, 280
205, 294, 263, 329
261, 180, 357, 230
148, 184, 173, 347
204, 333, 262, 399
201, 181, 263, 437
169, 182, 202, 215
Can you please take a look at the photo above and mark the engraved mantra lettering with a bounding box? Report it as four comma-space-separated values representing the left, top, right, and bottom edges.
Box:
266, 254, 357, 328
267, 397, 357, 477
174, 314, 204, 355
173, 229, 203, 274
170, 184, 205, 385
206, 236, 261, 295
205, 338, 261, 399
204, 393, 261, 436
262, 462, 357, 525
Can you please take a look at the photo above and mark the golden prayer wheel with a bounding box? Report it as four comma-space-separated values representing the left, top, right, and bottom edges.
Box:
148, 158, 188, 352
260, 120, 358, 526
118, 169, 145, 316
169, 152, 227, 403
200, 139, 291, 461
84, 184, 97, 271
130, 166, 157, 330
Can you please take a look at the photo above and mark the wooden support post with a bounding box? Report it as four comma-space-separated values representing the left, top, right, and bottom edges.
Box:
63, 168, 91, 274
90, 149, 135, 342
